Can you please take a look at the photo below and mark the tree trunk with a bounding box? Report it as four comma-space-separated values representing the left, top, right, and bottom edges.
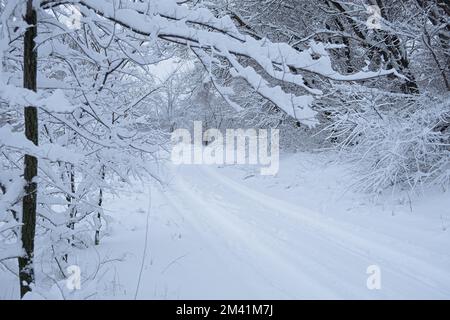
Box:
19, 0, 38, 298
95, 166, 105, 245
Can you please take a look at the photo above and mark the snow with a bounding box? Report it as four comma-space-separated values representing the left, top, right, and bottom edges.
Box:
41, 89, 77, 113
0, 77, 76, 111
0, 125, 83, 164
1, 0, 448, 301
77, 0, 399, 126
3, 152, 447, 299
109, 153, 450, 299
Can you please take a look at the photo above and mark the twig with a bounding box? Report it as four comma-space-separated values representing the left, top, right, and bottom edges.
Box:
134, 185, 152, 299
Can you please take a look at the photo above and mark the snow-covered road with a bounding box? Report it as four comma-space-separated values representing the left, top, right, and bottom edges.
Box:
100, 154, 450, 299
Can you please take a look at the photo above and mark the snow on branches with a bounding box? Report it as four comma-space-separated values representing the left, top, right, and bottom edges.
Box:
42, 0, 399, 126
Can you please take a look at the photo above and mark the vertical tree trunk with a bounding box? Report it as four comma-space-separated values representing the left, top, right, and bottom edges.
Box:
19, 0, 38, 298
95, 166, 105, 245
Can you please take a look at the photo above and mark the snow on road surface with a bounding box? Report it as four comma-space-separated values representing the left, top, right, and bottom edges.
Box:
5, 152, 445, 299
89, 152, 450, 299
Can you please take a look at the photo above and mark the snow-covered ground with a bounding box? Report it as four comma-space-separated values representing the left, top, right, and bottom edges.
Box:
2, 152, 450, 299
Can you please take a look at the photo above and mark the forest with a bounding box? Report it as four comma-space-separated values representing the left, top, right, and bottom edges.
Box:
0, 0, 449, 300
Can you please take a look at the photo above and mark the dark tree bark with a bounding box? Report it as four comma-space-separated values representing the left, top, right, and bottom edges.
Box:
327, 0, 419, 94
416, 0, 450, 90
95, 166, 105, 245
19, 0, 38, 298
371, 0, 419, 94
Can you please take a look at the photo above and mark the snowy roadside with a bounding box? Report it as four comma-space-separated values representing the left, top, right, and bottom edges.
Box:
94, 152, 450, 299
2, 151, 449, 299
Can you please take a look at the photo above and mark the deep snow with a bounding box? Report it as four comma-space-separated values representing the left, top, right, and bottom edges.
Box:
2, 152, 450, 299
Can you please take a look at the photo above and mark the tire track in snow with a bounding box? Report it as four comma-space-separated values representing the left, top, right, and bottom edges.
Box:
169, 165, 385, 298
155, 181, 293, 298
170, 174, 344, 298
195, 165, 450, 298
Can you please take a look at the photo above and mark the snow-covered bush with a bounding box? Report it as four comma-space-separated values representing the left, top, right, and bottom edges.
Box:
323, 86, 450, 192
